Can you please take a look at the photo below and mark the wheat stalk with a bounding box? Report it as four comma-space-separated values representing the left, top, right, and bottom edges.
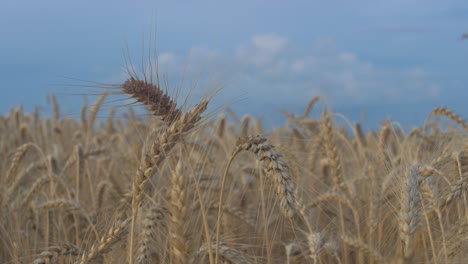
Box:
303, 96, 320, 117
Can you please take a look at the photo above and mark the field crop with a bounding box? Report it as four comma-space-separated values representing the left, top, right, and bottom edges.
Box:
1, 74, 467, 263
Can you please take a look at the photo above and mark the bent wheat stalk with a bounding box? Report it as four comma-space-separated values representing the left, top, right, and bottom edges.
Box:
216, 135, 296, 264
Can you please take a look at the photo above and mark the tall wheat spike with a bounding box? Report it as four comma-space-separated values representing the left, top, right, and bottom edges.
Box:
137, 204, 167, 264
121, 77, 181, 125
129, 97, 209, 263
169, 160, 191, 264
399, 164, 423, 259
322, 110, 348, 194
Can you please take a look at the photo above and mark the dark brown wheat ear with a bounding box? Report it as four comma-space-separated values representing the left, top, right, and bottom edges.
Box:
121, 77, 181, 124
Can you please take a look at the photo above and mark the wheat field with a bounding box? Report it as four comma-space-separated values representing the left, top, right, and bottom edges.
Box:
1, 73, 467, 263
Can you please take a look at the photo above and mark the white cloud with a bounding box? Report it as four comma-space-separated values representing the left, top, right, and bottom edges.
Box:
291, 60, 305, 73
157, 34, 441, 109
237, 33, 288, 67
189, 47, 221, 62
252, 34, 288, 54
338, 52, 357, 63
404, 68, 426, 78
158, 52, 176, 66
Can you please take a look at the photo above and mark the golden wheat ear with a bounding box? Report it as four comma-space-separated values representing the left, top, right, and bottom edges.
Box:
121, 77, 181, 124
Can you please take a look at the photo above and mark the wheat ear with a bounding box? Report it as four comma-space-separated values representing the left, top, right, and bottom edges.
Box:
303, 96, 320, 117
129, 98, 209, 263
215, 114, 226, 138
322, 110, 348, 194
5, 142, 39, 183
21, 175, 58, 208
426, 106, 467, 130
442, 176, 468, 207
36, 199, 99, 239
137, 204, 167, 264
133, 98, 209, 207
51, 93, 60, 121
235, 135, 297, 217
240, 114, 251, 136
33, 242, 79, 264
169, 160, 191, 264
121, 77, 181, 124
87, 91, 108, 132
199, 241, 255, 264
399, 164, 422, 259
77, 218, 131, 264
285, 243, 304, 264
215, 135, 296, 264
308, 232, 325, 263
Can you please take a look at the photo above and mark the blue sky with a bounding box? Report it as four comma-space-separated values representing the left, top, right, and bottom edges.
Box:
1, 1, 467, 129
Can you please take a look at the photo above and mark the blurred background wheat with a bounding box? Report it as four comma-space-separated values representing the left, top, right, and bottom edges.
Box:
1, 74, 467, 263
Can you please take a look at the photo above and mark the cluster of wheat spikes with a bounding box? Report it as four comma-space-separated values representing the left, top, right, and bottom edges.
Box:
1, 72, 468, 264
